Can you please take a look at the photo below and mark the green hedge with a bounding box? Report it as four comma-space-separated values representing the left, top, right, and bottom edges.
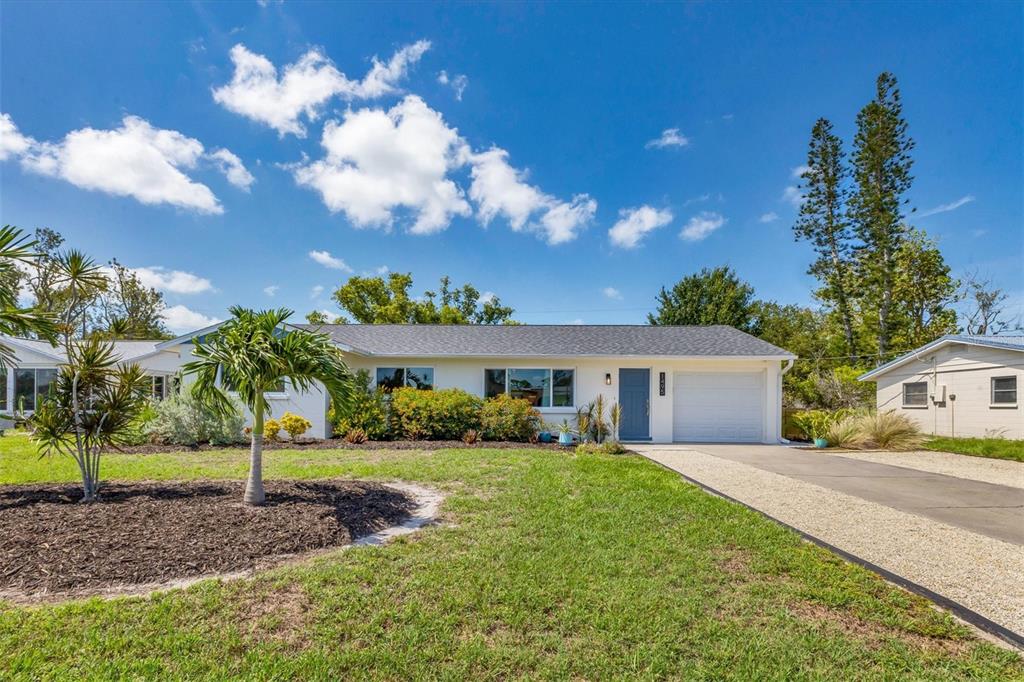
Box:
480, 394, 541, 442
389, 387, 483, 440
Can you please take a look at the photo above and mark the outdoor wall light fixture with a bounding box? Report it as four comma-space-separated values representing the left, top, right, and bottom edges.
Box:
605, 373, 612, 385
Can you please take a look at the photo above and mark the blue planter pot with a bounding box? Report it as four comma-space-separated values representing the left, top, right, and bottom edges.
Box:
814, 438, 828, 449
538, 431, 552, 443
558, 432, 574, 445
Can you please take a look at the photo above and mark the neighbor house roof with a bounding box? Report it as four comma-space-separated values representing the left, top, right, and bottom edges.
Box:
859, 334, 1024, 381
294, 324, 796, 359
0, 337, 165, 364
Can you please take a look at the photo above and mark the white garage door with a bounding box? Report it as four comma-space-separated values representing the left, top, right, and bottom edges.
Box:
673, 372, 764, 442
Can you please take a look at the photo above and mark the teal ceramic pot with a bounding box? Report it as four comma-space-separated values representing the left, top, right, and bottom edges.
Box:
814, 438, 828, 448
539, 431, 552, 443
558, 432, 574, 445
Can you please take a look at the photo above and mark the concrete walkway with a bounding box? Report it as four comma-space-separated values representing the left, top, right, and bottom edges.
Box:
671, 444, 1024, 545
633, 444, 1024, 639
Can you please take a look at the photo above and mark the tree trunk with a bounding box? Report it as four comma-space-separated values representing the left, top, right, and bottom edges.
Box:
244, 404, 266, 506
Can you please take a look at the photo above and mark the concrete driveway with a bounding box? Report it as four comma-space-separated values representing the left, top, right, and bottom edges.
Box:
657, 444, 1024, 545
633, 443, 1024, 640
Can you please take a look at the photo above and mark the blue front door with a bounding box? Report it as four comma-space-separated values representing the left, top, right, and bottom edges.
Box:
618, 368, 650, 441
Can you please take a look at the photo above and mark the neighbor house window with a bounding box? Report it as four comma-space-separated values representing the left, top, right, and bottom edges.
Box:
991, 376, 1017, 405
902, 381, 928, 407
13, 368, 57, 412
0, 368, 6, 412
152, 376, 166, 401
376, 367, 433, 391
484, 368, 574, 408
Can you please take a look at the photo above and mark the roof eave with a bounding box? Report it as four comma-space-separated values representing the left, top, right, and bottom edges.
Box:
859, 335, 1024, 381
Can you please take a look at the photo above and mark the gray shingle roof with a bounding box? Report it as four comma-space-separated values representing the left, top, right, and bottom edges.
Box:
294, 324, 795, 358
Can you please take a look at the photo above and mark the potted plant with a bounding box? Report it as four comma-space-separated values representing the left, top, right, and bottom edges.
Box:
557, 420, 574, 445
538, 423, 553, 443
792, 410, 833, 448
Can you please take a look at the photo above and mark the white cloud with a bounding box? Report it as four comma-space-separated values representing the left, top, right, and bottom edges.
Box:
162, 305, 221, 333
683, 193, 711, 207
212, 41, 430, 137
759, 211, 779, 223
437, 70, 468, 100
131, 266, 214, 294
469, 147, 596, 244
2, 114, 246, 214
608, 205, 673, 249
791, 165, 811, 179
781, 185, 804, 208
680, 211, 726, 241
263, 285, 280, 296
602, 286, 623, 300
479, 291, 496, 304
565, 318, 585, 325
293, 96, 471, 234
374, 265, 389, 275
308, 249, 353, 271
920, 194, 975, 217
0, 113, 32, 161
310, 284, 325, 299
209, 148, 254, 190
645, 128, 690, 149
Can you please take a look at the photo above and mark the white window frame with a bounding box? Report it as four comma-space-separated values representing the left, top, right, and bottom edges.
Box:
373, 366, 435, 391
902, 381, 929, 408
218, 367, 289, 398
991, 376, 1018, 408
482, 367, 576, 411
11, 367, 58, 413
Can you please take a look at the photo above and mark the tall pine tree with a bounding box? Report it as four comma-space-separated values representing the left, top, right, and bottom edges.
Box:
794, 118, 858, 362
849, 72, 915, 358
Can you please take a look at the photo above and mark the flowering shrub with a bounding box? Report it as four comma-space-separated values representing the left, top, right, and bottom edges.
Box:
279, 412, 312, 440
480, 394, 540, 442
389, 387, 482, 440
145, 392, 245, 446
263, 418, 281, 442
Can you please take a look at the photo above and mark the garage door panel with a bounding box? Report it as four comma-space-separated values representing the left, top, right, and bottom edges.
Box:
673, 371, 764, 443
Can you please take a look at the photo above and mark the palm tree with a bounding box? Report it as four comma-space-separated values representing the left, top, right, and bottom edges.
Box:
33, 337, 150, 502
183, 307, 356, 505
0, 225, 57, 365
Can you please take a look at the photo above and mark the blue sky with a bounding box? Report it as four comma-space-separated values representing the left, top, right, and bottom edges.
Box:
1, 1, 1021, 332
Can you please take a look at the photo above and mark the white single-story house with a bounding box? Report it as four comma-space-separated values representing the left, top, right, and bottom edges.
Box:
860, 334, 1023, 440
3, 324, 797, 444
0, 337, 183, 414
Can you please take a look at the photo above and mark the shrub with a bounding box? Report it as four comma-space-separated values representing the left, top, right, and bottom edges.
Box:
576, 441, 628, 455
852, 411, 924, 450
344, 427, 368, 444
262, 418, 281, 442
390, 387, 483, 440
279, 412, 312, 440
123, 400, 159, 446
480, 394, 540, 442
330, 370, 390, 440
145, 392, 246, 446
462, 429, 480, 444
791, 410, 834, 441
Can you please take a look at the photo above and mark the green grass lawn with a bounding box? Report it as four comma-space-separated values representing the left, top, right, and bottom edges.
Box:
1, 433, 1020, 680
924, 436, 1024, 462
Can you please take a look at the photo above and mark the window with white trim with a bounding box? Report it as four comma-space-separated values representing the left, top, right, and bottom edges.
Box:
13, 368, 57, 411
484, 368, 574, 408
991, 376, 1017, 405
376, 367, 433, 391
902, 381, 928, 407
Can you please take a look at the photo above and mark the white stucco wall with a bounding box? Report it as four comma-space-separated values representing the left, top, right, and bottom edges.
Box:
345, 355, 783, 443
871, 343, 1023, 439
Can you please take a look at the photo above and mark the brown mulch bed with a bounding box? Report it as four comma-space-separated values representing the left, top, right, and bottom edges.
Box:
0, 480, 416, 597
119, 439, 569, 454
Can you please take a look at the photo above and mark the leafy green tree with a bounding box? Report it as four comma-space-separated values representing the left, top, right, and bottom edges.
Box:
891, 228, 959, 348
333, 273, 515, 324
32, 337, 150, 502
95, 259, 170, 339
0, 226, 58, 366
648, 266, 756, 330
794, 119, 858, 361
849, 72, 915, 357
183, 308, 356, 505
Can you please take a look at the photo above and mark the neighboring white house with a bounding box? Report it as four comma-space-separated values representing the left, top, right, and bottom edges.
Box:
0, 337, 183, 415
860, 335, 1023, 440
4, 324, 797, 444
